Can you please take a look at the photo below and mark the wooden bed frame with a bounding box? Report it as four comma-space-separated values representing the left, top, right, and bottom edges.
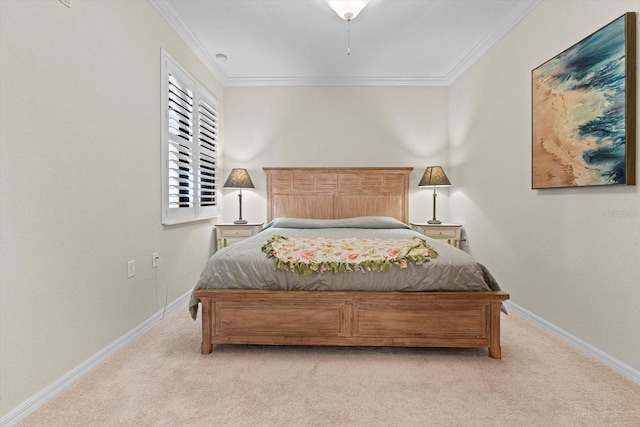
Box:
196, 167, 509, 358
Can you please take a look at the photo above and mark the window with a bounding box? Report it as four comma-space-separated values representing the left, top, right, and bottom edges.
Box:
161, 50, 219, 224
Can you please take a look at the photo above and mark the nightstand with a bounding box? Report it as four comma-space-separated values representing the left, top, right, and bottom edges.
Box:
215, 223, 264, 248
410, 223, 463, 248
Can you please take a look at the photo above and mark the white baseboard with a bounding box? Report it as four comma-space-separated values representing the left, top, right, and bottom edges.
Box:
0, 291, 192, 427
504, 300, 640, 384
3, 295, 638, 426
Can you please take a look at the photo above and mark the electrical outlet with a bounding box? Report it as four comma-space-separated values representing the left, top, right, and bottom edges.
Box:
152, 252, 159, 268
127, 260, 136, 278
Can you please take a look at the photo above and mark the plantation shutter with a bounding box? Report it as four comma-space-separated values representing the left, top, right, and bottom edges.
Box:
167, 74, 195, 210
197, 98, 218, 209
162, 50, 219, 224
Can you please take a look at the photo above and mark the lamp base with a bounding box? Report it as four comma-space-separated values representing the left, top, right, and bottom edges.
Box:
427, 219, 442, 224
233, 219, 248, 224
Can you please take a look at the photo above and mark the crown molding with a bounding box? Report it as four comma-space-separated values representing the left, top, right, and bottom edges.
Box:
445, 0, 541, 84
150, 0, 541, 88
223, 75, 449, 87
149, 0, 229, 86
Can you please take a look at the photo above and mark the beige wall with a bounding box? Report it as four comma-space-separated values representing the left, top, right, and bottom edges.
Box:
0, 0, 223, 417
221, 86, 450, 224
2, 0, 639, 421
449, 0, 640, 370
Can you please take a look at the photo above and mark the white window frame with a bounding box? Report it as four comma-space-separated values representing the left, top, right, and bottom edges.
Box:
161, 49, 219, 224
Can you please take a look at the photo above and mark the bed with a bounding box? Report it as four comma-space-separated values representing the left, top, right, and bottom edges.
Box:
191, 167, 509, 358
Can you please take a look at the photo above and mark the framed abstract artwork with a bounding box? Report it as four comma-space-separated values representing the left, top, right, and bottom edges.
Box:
532, 13, 636, 189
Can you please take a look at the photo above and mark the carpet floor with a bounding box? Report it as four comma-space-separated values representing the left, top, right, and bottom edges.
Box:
20, 304, 640, 426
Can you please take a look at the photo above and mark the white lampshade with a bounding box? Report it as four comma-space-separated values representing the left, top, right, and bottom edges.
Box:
327, 0, 369, 21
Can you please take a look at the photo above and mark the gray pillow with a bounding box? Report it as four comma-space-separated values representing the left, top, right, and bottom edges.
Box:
264, 216, 410, 230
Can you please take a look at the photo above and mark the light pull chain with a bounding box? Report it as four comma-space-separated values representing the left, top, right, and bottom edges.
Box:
347, 18, 351, 56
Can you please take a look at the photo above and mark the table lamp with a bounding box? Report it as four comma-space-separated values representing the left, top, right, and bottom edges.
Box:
223, 168, 255, 224
418, 166, 451, 224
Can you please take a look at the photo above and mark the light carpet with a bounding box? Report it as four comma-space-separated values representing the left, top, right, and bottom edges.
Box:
20, 304, 640, 426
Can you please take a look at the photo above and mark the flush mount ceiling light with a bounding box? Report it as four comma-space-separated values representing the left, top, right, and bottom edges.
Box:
327, 0, 369, 56
327, 0, 369, 21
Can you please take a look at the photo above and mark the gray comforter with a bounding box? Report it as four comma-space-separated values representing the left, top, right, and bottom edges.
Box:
189, 217, 501, 319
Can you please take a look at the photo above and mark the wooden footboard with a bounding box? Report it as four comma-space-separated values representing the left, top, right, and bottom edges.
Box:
195, 289, 509, 359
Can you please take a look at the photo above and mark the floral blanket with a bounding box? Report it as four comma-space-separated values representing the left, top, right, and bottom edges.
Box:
261, 234, 438, 275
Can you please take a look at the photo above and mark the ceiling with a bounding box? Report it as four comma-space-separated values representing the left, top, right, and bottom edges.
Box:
151, 0, 540, 87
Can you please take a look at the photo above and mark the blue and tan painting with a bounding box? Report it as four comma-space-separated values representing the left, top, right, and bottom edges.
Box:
532, 14, 629, 188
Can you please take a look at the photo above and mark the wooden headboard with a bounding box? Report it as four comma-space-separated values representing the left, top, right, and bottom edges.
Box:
263, 167, 413, 223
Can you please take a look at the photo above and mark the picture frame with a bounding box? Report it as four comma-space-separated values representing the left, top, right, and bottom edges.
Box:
532, 13, 636, 189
